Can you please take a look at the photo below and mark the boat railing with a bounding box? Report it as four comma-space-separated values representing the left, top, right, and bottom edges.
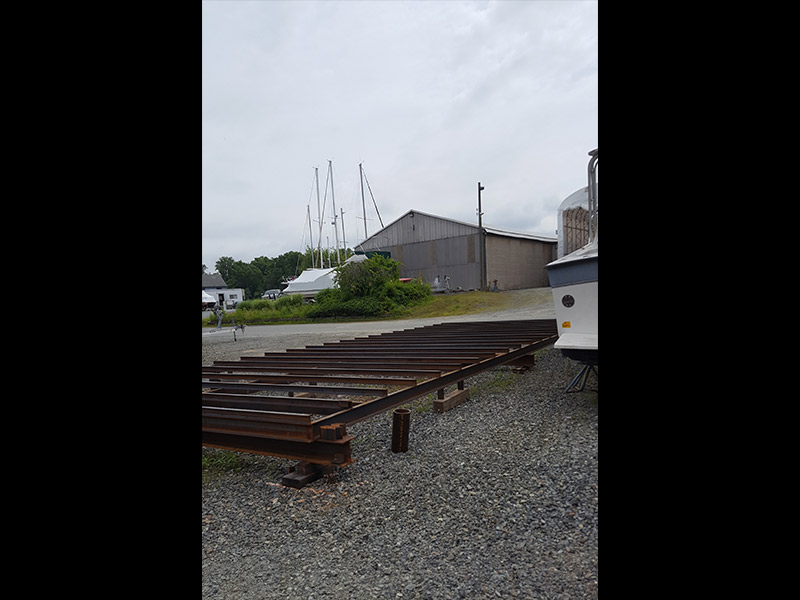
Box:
587, 148, 598, 244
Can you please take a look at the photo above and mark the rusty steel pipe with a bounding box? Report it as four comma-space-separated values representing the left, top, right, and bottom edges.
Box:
391, 408, 410, 453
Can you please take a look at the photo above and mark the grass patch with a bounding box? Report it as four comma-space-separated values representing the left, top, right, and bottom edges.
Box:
202, 449, 246, 483
402, 290, 514, 319
203, 289, 523, 327
470, 367, 518, 397
202, 448, 282, 484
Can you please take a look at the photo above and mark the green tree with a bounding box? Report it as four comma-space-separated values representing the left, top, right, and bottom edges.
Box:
252, 251, 305, 292
215, 257, 235, 284
299, 246, 355, 270
334, 254, 400, 299
228, 261, 264, 301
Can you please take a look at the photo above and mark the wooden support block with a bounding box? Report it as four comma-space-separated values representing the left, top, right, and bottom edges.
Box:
507, 354, 535, 369
293, 461, 316, 475
433, 388, 470, 414
281, 462, 334, 488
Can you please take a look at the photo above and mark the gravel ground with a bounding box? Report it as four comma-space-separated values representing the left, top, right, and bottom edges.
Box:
202, 306, 598, 599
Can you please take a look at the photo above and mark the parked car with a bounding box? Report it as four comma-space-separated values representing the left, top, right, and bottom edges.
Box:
261, 288, 283, 300
225, 299, 238, 310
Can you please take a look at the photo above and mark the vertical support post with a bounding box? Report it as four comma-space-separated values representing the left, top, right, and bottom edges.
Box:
391, 408, 410, 453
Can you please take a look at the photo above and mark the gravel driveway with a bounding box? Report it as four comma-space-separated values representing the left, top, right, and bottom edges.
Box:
202, 289, 597, 599
201, 288, 556, 366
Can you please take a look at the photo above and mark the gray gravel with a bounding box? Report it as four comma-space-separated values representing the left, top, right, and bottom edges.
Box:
202, 309, 598, 600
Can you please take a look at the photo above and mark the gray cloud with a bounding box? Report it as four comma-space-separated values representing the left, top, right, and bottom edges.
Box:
202, 0, 597, 269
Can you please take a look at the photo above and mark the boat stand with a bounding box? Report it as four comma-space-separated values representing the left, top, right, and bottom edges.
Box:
566, 362, 597, 393
204, 319, 246, 341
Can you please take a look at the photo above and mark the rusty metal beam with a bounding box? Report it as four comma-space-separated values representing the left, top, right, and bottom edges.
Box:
202, 406, 316, 442
313, 333, 557, 429
201, 319, 558, 469
203, 431, 353, 465
201, 371, 420, 387
202, 392, 353, 415
253, 355, 481, 367
201, 380, 389, 397
203, 365, 440, 380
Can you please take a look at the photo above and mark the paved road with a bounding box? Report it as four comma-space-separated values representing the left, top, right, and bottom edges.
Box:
201, 287, 556, 365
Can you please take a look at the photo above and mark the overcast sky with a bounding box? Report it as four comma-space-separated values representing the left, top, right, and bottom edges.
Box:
202, 0, 597, 271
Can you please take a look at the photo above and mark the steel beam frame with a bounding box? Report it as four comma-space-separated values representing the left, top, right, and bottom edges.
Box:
202, 319, 557, 466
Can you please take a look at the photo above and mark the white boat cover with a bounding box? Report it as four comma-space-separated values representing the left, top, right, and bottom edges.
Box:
282, 254, 370, 296
282, 268, 337, 295
202, 290, 216, 303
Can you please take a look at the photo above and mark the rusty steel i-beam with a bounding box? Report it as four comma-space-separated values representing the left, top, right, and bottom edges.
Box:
202, 319, 557, 475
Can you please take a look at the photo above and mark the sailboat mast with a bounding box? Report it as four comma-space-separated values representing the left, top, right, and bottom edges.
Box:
315, 166, 323, 270
362, 166, 384, 229
360, 162, 368, 239
329, 160, 341, 265
340, 207, 347, 258
307, 203, 314, 268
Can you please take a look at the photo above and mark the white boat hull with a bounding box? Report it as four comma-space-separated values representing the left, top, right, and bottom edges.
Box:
545, 147, 598, 373
552, 280, 597, 352
546, 242, 597, 362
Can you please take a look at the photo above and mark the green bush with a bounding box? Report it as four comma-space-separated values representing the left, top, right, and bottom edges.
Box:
308, 262, 431, 319
314, 287, 345, 304
384, 278, 430, 306
307, 295, 383, 318
275, 294, 303, 310
236, 298, 274, 311
335, 255, 400, 299
202, 257, 432, 325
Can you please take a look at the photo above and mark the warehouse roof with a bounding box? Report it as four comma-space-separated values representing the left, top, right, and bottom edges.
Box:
360, 209, 556, 246
483, 224, 556, 243
202, 273, 227, 288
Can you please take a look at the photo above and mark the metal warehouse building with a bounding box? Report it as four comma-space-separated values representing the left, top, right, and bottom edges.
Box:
356, 209, 557, 291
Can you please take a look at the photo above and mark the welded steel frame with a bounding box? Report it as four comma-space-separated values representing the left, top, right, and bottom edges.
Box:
202, 319, 557, 465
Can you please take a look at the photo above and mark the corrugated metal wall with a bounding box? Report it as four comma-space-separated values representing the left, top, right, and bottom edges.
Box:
359, 210, 556, 291
486, 234, 556, 290
397, 235, 482, 290
359, 212, 483, 290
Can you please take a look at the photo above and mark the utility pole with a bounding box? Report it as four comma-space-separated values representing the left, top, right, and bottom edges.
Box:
478, 182, 486, 291
477, 181, 484, 229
